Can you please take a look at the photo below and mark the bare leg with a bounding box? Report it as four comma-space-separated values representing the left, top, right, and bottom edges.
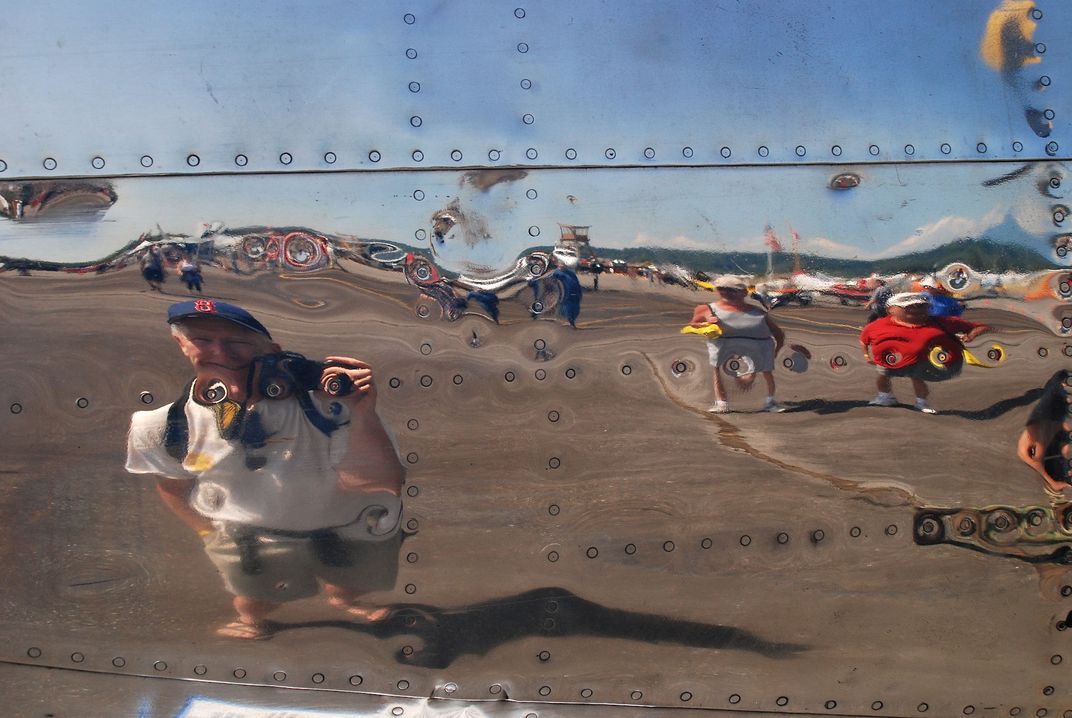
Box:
762, 372, 776, 396
911, 378, 929, 400
712, 369, 727, 403
876, 375, 893, 394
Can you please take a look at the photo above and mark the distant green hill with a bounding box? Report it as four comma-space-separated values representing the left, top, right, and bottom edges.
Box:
595, 237, 1057, 277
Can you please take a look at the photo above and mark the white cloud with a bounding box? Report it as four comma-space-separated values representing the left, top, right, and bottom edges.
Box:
799, 236, 860, 259
877, 207, 1007, 258
629, 232, 709, 250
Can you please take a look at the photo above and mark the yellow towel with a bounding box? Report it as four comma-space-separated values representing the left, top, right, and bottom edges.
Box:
681, 323, 723, 339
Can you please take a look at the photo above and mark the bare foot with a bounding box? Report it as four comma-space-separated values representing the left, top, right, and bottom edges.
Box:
327, 598, 392, 623
216, 620, 273, 640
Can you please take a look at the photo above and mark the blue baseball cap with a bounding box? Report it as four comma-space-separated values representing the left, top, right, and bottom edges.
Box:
167, 300, 272, 339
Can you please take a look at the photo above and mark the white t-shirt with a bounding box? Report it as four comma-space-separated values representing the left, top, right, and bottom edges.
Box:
126, 389, 380, 531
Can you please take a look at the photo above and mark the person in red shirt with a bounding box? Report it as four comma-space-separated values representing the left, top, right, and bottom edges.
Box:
860, 292, 988, 414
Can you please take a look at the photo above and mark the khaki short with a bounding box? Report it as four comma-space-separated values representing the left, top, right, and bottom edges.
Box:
202, 527, 402, 602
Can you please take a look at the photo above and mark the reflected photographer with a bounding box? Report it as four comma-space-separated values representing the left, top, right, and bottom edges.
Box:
126, 300, 405, 639
1018, 369, 1072, 497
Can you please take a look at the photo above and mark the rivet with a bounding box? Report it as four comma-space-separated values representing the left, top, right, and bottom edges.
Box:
850, 526, 862, 537
279, 152, 293, 165
324, 152, 336, 164
631, 690, 643, 700
941, 143, 952, 154
186, 154, 200, 167
406, 519, 419, 532
412, 150, 424, 161
1048, 142, 1060, 156
406, 453, 418, 465
521, 78, 533, 90
505, 371, 516, 382
489, 684, 502, 695
194, 664, 207, 675
885, 524, 898, 536
76, 397, 90, 409
977, 143, 987, 153
397, 679, 410, 690
721, 146, 732, 158
565, 368, 577, 379
548, 457, 561, 469
869, 145, 880, 156
406, 552, 419, 564
27, 647, 42, 658
621, 364, 633, 375
644, 147, 655, 159
1052, 654, 1063, 664
140, 155, 153, 167
70, 652, 85, 663
405, 584, 417, 594
605, 148, 616, 159
625, 543, 637, 554
1044, 686, 1055, 696
443, 682, 457, 694
413, 189, 425, 201
11, 403, 23, 414
526, 188, 538, 199
812, 529, 825, 543
680, 691, 693, 702
311, 673, 325, 684
795, 145, 806, 157
452, 374, 463, 385
43, 157, 58, 170
388, 377, 402, 389
565, 148, 577, 160
405, 48, 417, 59
517, 42, 529, 53
1036, 43, 1047, 54
489, 149, 501, 161
392, 708, 404, 717
91, 156, 105, 169
826, 700, 838, 710
872, 701, 883, 710
1041, 76, 1052, 87
526, 148, 538, 160
758, 146, 769, 157
233, 668, 246, 679
548, 410, 560, 422
777, 532, 789, 544
515, 7, 526, 18
581, 688, 593, 698
1045, 109, 1056, 121
401, 645, 414, 656
777, 696, 790, 706
406, 485, 419, 497
523, 114, 535, 125
1039, 348, 1049, 357
369, 150, 382, 162
1038, 710, 1049, 718
918, 703, 929, 712
349, 675, 363, 685
273, 671, 287, 682
528, 225, 540, 236
535, 369, 547, 381
663, 540, 675, 552
831, 145, 843, 156
701, 537, 713, 549
740, 535, 751, 546
729, 694, 742, 704
682, 146, 694, 158
548, 504, 560, 516
1014, 141, 1024, 152
964, 706, 976, 715
538, 650, 551, 661
547, 551, 559, 562
419, 375, 432, 387
905, 144, 915, 155
154, 661, 167, 671
0, 159, 6, 172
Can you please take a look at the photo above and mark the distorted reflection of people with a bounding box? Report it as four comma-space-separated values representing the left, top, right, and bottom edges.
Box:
1018, 369, 1072, 497
864, 278, 892, 322
690, 275, 786, 414
920, 275, 965, 318
860, 292, 988, 414
532, 247, 582, 327
179, 254, 204, 294
126, 300, 405, 639
141, 245, 165, 292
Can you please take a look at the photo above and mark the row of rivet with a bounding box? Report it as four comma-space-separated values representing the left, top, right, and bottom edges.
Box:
25, 647, 1071, 717
3, 136, 1060, 176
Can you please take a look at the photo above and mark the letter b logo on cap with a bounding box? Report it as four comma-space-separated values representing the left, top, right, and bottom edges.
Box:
194, 299, 216, 313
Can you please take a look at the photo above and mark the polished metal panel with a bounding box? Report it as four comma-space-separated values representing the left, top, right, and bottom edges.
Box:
0, 1, 1068, 178
3, 2, 1072, 718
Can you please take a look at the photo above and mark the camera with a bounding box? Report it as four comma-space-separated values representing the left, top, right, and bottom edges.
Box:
255, 352, 354, 399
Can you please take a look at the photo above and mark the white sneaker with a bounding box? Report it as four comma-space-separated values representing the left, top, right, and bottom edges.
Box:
868, 393, 897, 407
916, 400, 937, 414
707, 401, 730, 414
762, 399, 787, 413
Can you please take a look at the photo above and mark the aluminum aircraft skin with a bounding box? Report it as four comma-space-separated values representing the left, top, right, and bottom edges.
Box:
2, 1, 1072, 717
